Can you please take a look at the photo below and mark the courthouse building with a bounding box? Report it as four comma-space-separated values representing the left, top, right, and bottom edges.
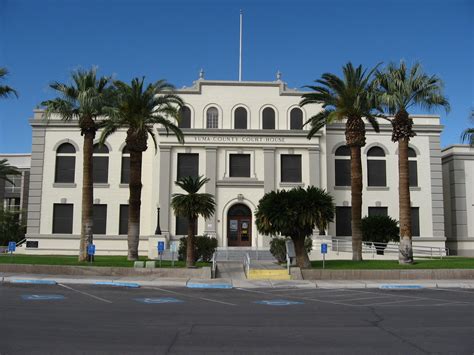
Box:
22, 74, 449, 255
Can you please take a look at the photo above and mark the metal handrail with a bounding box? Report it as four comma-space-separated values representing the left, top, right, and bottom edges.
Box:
286, 253, 291, 275
243, 253, 250, 276
211, 252, 217, 279
16, 238, 26, 247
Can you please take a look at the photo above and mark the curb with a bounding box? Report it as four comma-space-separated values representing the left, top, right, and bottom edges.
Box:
10, 279, 57, 285
94, 281, 141, 288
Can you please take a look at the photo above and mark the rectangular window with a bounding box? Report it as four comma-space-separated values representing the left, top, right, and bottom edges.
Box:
93, 156, 109, 183
411, 207, 420, 237
335, 160, 351, 186
409, 161, 418, 187
229, 154, 250, 177
175, 216, 197, 235
55, 156, 75, 183
93, 204, 107, 235
177, 153, 199, 180
121, 156, 130, 184
52, 203, 73, 234
368, 207, 388, 217
4, 174, 22, 192
368, 160, 387, 186
281, 155, 302, 183
336, 206, 352, 237
119, 204, 128, 235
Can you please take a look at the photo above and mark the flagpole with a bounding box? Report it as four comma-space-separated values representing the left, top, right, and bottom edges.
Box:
239, 10, 243, 82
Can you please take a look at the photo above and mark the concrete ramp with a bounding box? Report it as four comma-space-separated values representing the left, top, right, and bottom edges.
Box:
217, 262, 246, 280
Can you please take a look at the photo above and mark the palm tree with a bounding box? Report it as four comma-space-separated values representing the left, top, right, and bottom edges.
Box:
41, 68, 113, 261
461, 110, 473, 146
0, 67, 18, 99
0, 159, 20, 184
100, 77, 184, 260
374, 61, 450, 264
171, 176, 216, 267
255, 186, 334, 268
300, 62, 380, 261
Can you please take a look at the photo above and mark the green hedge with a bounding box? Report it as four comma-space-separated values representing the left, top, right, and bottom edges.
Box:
178, 235, 218, 263
269, 237, 313, 263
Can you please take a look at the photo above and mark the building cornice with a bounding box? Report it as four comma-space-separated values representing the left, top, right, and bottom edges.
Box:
326, 122, 443, 134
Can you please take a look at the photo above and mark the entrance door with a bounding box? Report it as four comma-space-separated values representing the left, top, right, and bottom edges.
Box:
227, 204, 252, 247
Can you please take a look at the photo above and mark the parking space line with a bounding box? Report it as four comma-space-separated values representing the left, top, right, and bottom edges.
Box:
58, 284, 112, 304
334, 295, 394, 302
146, 287, 237, 306
431, 288, 474, 296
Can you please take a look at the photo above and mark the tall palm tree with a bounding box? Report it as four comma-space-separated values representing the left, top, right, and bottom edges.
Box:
0, 159, 20, 184
41, 68, 113, 261
300, 62, 380, 261
0, 67, 18, 99
374, 61, 449, 264
255, 186, 334, 268
171, 176, 216, 267
100, 77, 184, 260
461, 110, 473, 146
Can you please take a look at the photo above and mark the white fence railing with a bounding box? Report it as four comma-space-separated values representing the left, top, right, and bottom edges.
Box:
243, 253, 250, 276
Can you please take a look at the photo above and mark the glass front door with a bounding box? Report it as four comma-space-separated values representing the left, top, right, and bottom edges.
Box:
227, 204, 252, 247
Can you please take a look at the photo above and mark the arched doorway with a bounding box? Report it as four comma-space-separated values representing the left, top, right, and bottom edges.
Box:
227, 204, 252, 247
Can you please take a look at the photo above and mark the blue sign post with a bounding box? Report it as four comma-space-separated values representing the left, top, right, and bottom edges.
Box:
87, 244, 96, 263
8, 241, 16, 253
157, 241, 165, 267
321, 243, 328, 269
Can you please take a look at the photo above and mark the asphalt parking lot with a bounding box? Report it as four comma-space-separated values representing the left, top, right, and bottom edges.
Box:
1, 283, 473, 354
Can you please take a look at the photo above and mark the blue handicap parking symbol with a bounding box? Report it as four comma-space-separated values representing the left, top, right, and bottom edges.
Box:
255, 299, 304, 306
134, 297, 183, 304
21, 294, 65, 301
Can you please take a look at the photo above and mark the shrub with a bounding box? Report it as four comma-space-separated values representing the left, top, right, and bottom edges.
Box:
361, 215, 399, 255
178, 235, 218, 262
0, 208, 26, 246
270, 237, 313, 263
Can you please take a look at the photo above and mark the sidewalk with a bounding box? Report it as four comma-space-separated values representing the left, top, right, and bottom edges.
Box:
2, 272, 474, 289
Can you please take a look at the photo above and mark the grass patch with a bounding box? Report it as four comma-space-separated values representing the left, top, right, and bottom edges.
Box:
311, 257, 474, 269
0, 254, 209, 268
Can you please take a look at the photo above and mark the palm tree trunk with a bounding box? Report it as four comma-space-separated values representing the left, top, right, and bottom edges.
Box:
293, 236, 311, 268
350, 146, 363, 261
186, 218, 196, 268
398, 137, 413, 264
128, 150, 142, 261
79, 132, 94, 262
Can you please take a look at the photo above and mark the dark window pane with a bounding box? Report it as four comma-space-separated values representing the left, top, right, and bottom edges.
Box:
228, 203, 251, 217
57, 143, 76, 154
335, 145, 350, 156
367, 147, 385, 157
207, 107, 218, 128
281, 155, 302, 182
119, 204, 128, 235
408, 147, 417, 158
336, 206, 352, 237
335, 160, 351, 186
53, 203, 73, 234
368, 160, 386, 186
262, 107, 275, 129
175, 216, 197, 235
55, 156, 75, 183
177, 153, 199, 179
368, 207, 388, 217
122, 146, 130, 154
234, 107, 247, 129
290, 108, 303, 130
93, 156, 109, 183
411, 207, 420, 237
93, 204, 107, 234
230, 154, 250, 177
179, 107, 191, 128
93, 144, 109, 154
409, 161, 418, 187
121, 157, 130, 184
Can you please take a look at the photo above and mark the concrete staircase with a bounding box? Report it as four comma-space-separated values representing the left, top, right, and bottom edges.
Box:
247, 261, 290, 280
214, 249, 275, 262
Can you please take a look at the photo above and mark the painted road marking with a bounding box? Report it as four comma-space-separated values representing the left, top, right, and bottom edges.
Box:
12, 279, 57, 285
21, 294, 65, 301
186, 282, 232, 289
380, 285, 423, 290
135, 297, 183, 304
147, 287, 237, 306
94, 281, 140, 288
58, 284, 112, 304
255, 299, 304, 306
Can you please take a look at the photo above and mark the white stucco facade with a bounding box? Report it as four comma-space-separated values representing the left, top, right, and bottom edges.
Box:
22, 78, 449, 255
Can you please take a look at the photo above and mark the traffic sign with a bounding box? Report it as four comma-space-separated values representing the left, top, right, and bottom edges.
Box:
157, 241, 165, 253
170, 242, 178, 253
8, 241, 16, 253
321, 243, 328, 254
87, 244, 96, 256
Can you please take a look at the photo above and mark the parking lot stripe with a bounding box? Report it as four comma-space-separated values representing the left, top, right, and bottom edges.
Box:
147, 287, 237, 306
58, 284, 112, 304
431, 288, 474, 296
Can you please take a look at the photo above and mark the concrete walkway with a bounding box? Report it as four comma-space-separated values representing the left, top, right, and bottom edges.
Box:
216, 261, 246, 279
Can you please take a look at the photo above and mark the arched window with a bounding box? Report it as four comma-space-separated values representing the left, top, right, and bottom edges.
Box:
408, 147, 418, 187
121, 146, 130, 184
92, 144, 109, 184
334, 145, 350, 186
178, 106, 191, 129
367, 146, 386, 187
55, 143, 76, 183
290, 107, 303, 130
206, 107, 218, 129
262, 107, 275, 129
234, 107, 247, 129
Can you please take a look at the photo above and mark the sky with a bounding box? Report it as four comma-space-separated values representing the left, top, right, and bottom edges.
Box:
0, 0, 472, 153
